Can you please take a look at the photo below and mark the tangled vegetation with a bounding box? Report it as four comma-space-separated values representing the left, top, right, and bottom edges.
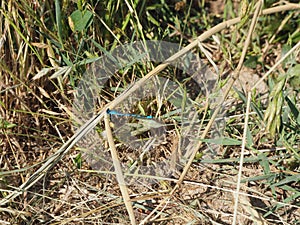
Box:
0, 0, 299, 224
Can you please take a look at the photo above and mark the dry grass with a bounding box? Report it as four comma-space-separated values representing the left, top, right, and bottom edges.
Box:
0, 0, 299, 224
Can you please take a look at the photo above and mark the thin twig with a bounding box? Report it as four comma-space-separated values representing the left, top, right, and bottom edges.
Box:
232, 1, 263, 224
252, 40, 300, 91
104, 114, 137, 225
